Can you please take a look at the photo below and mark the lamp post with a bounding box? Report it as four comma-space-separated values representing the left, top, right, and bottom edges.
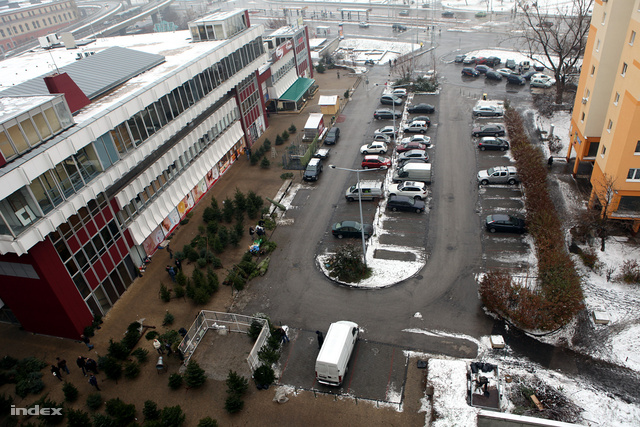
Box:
329, 165, 383, 268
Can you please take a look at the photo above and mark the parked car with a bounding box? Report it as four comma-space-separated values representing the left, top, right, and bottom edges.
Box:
388, 181, 428, 200
361, 155, 391, 169
392, 23, 407, 31
397, 141, 428, 153
477, 137, 510, 151
360, 141, 388, 154
533, 64, 545, 72
399, 9, 410, 16
485, 70, 503, 81
475, 57, 487, 65
531, 73, 556, 85
475, 64, 491, 74
387, 195, 426, 213
380, 94, 403, 106
473, 105, 503, 117
374, 126, 398, 139
359, 21, 370, 28
462, 67, 480, 77
398, 149, 428, 163
403, 121, 429, 134
372, 133, 391, 143
485, 56, 501, 66
408, 103, 436, 114
496, 68, 513, 77
409, 116, 431, 126
505, 59, 516, 70
332, 221, 373, 238
530, 77, 553, 88
485, 214, 525, 233
506, 74, 526, 85
391, 88, 407, 98
374, 109, 402, 120
475, 11, 487, 18
477, 166, 519, 185
455, 54, 466, 63
442, 11, 454, 18
521, 70, 537, 80
303, 158, 323, 181
463, 56, 477, 64
397, 157, 429, 168
325, 127, 340, 144
472, 124, 506, 137
400, 134, 432, 148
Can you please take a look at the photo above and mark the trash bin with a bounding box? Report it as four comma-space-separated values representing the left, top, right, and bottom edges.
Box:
156, 356, 165, 374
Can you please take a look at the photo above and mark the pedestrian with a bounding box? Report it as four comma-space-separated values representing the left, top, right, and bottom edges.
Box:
174, 258, 182, 271
50, 365, 62, 381
249, 226, 255, 237
167, 246, 173, 259
548, 156, 554, 167
279, 325, 290, 344
56, 357, 70, 374
389, 59, 392, 67
153, 339, 163, 354
89, 374, 101, 391
315, 330, 324, 349
80, 334, 94, 350
85, 358, 98, 374
76, 356, 87, 376
167, 266, 176, 282
255, 226, 265, 237
394, 59, 397, 66
164, 341, 173, 355
337, 70, 340, 79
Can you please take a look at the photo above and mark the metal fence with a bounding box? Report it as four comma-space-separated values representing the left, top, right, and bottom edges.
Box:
178, 310, 269, 371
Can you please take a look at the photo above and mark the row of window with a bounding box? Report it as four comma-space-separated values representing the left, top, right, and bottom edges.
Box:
51, 192, 110, 243
0, 36, 264, 238
0, 12, 76, 37
0, 2, 74, 21
272, 57, 295, 84
118, 107, 239, 226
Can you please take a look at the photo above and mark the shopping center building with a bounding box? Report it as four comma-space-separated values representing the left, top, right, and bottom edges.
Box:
0, 9, 313, 338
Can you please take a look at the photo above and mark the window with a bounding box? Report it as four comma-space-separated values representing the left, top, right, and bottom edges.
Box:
601, 146, 606, 157
602, 12, 606, 25
596, 39, 600, 51
607, 120, 613, 132
581, 112, 585, 122
627, 169, 640, 181
591, 65, 595, 76
635, 141, 640, 154
622, 63, 628, 76
614, 92, 620, 105
631, 31, 636, 46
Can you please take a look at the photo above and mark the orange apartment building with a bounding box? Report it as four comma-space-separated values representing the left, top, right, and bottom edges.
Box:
1, 0, 79, 53
568, 0, 640, 231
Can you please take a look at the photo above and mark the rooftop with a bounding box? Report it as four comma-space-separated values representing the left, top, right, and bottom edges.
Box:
0, 95, 58, 123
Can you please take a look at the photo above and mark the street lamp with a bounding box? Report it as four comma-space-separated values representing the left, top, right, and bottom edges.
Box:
329, 165, 383, 268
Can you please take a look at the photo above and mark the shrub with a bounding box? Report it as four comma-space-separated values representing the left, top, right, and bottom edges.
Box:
105, 398, 136, 426
174, 284, 185, 298
248, 319, 264, 341
197, 258, 207, 268
143, 400, 160, 421
250, 155, 260, 165
161, 405, 186, 427
107, 339, 130, 360
15, 375, 44, 398
168, 373, 183, 390
35, 397, 64, 424
160, 283, 172, 302
222, 198, 235, 223
63, 381, 79, 402
225, 394, 244, 414
163, 311, 175, 326
281, 130, 289, 141
263, 138, 272, 150
124, 361, 140, 379
619, 259, 640, 283
327, 243, 370, 283
198, 416, 219, 427
0, 393, 14, 416
0, 356, 18, 370
67, 408, 91, 427
315, 62, 325, 73
578, 246, 598, 270
225, 370, 248, 395
131, 348, 149, 363
234, 189, 247, 212
92, 413, 114, 427
288, 124, 297, 134
275, 134, 284, 145
86, 392, 103, 411
100, 357, 122, 383
344, 89, 350, 99
121, 329, 140, 352
253, 364, 275, 387
145, 331, 159, 341
260, 157, 270, 168
184, 360, 207, 388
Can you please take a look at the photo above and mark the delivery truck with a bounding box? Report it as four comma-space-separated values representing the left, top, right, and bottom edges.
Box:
315, 321, 359, 386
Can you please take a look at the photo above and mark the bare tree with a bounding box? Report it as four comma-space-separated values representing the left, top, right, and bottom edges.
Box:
518, 0, 593, 104
589, 173, 617, 251
265, 18, 288, 29
391, 53, 418, 82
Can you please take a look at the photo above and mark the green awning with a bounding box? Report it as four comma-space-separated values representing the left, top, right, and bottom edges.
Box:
279, 77, 315, 102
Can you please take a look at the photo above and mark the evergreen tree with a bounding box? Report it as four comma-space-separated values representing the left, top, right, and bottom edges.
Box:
184, 360, 207, 388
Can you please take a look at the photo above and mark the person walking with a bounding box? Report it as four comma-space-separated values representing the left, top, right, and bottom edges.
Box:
56, 357, 70, 374
50, 365, 63, 381
167, 266, 176, 282
80, 334, 94, 350
174, 258, 182, 271
315, 330, 324, 349
85, 358, 98, 374
89, 374, 101, 391
76, 356, 87, 376
153, 339, 163, 354
279, 325, 290, 344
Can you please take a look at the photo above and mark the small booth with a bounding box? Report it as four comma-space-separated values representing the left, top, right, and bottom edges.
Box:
318, 95, 340, 115
303, 113, 325, 141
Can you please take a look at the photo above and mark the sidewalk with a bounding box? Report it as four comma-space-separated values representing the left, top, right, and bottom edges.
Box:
0, 70, 427, 426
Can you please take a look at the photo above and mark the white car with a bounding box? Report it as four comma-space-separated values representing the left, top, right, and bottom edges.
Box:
391, 88, 407, 98
359, 21, 370, 28
372, 133, 391, 143
472, 105, 504, 117
400, 135, 432, 147
496, 68, 513, 77
530, 77, 554, 88
360, 141, 388, 154
388, 181, 428, 200
374, 126, 398, 139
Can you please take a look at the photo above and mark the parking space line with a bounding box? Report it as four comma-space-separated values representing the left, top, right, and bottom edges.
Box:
346, 340, 362, 391
385, 347, 396, 398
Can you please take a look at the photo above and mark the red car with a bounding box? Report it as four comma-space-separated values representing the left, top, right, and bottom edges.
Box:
475, 56, 487, 65
396, 141, 427, 153
361, 155, 391, 169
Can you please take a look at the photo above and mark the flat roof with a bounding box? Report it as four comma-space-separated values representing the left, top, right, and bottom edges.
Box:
0, 95, 59, 123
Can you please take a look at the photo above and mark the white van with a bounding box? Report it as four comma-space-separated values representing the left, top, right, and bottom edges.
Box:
315, 321, 359, 386
345, 180, 383, 201
392, 163, 432, 183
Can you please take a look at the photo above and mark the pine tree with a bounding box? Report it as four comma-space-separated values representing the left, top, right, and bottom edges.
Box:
184, 360, 206, 388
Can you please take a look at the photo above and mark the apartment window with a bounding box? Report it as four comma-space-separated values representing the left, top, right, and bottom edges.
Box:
591, 65, 595, 76
622, 63, 628, 76
581, 112, 585, 122
601, 146, 606, 157
596, 39, 600, 51
630, 31, 636, 46
607, 120, 613, 132
627, 169, 640, 181
602, 12, 606, 25
614, 92, 620, 105
635, 141, 640, 154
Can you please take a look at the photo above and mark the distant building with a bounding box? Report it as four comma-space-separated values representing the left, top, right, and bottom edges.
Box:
0, 0, 80, 53
568, 1, 640, 231
0, 9, 313, 338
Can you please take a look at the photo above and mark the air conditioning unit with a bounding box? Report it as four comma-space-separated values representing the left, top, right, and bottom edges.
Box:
582, 97, 588, 104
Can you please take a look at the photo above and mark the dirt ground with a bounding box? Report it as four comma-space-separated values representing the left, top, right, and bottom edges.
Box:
0, 70, 429, 426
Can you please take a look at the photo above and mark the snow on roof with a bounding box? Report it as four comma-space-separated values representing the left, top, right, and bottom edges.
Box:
0, 95, 58, 123
318, 95, 338, 106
